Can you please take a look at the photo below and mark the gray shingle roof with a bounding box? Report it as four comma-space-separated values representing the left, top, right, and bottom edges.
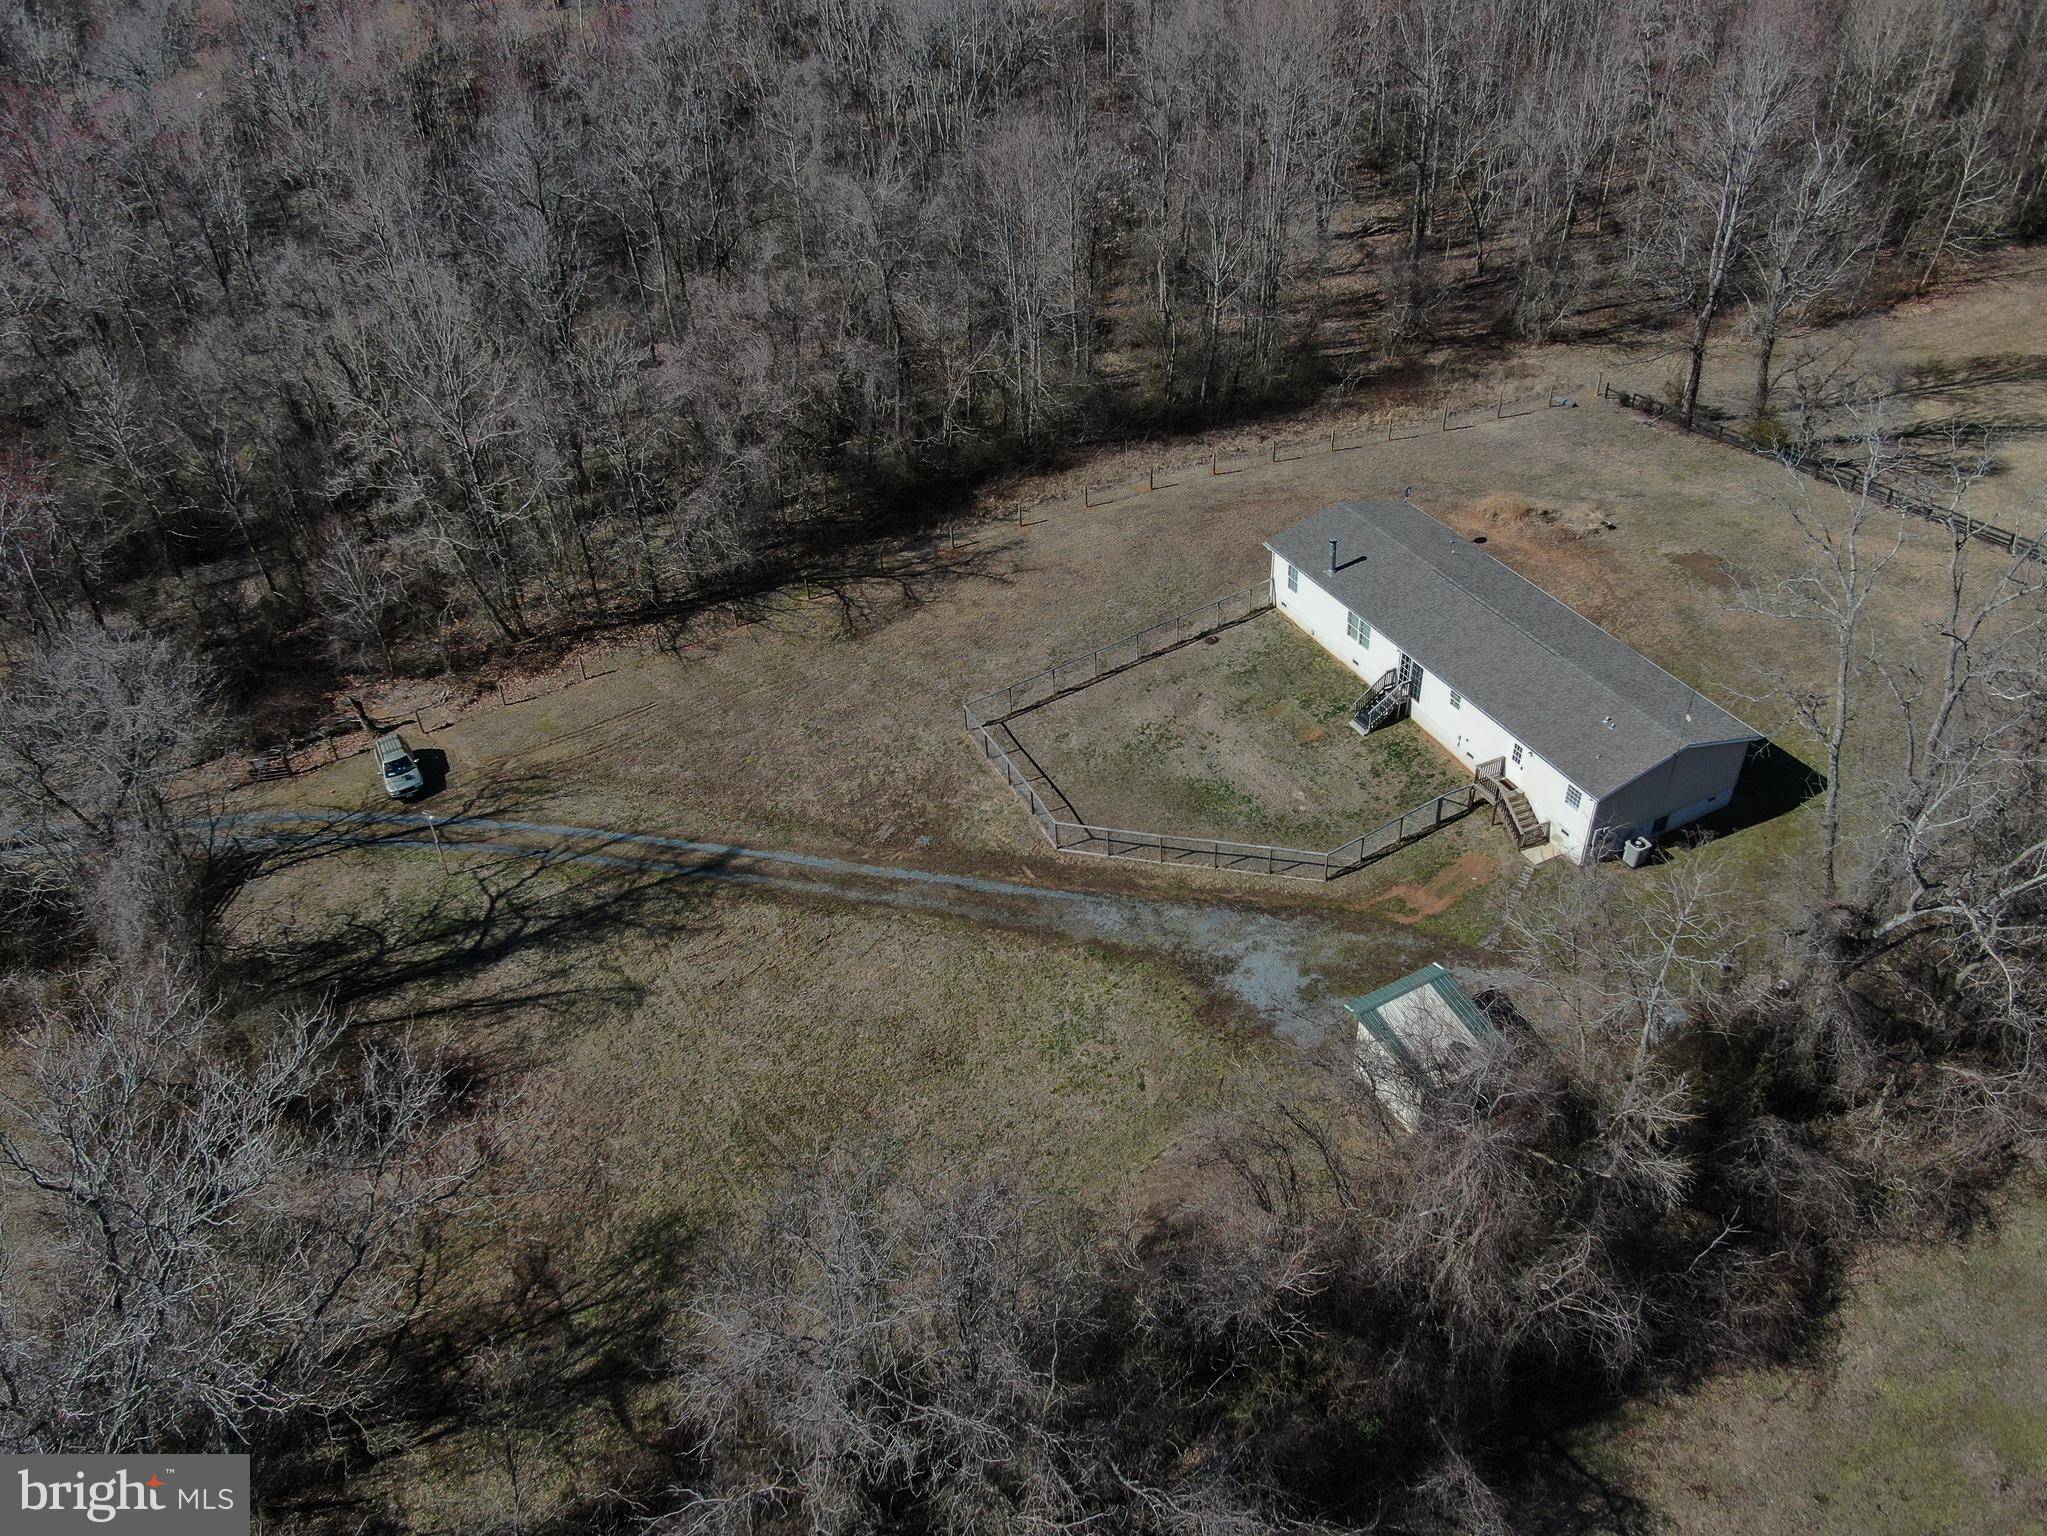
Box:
1266, 501, 1757, 798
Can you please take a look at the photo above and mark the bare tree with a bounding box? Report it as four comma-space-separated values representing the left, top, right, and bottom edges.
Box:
1910, 93, 2015, 294
668, 1152, 1095, 1536
312, 526, 414, 677
1740, 423, 1907, 900
0, 621, 221, 958
1742, 135, 1875, 421
1858, 489, 2046, 1024
0, 958, 488, 1453
1646, 42, 1802, 425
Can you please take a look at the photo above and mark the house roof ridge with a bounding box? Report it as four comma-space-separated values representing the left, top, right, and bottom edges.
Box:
1352, 499, 1745, 740
1343, 504, 1688, 761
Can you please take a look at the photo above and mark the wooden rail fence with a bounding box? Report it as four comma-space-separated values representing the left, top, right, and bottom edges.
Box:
1600, 382, 2042, 564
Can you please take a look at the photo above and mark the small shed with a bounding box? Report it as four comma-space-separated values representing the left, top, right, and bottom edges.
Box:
1345, 962, 1500, 1127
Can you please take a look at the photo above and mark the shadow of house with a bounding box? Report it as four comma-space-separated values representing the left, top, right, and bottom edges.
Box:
1690, 738, 1824, 842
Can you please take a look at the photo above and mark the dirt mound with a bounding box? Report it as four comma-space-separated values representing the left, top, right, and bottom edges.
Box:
1365, 851, 1499, 923
1463, 493, 1616, 537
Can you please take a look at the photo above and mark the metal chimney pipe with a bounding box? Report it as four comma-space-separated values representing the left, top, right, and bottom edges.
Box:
1327, 537, 1338, 575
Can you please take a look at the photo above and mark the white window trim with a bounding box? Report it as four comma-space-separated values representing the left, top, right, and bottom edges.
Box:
1448, 688, 1462, 709
1285, 563, 1299, 593
1347, 610, 1370, 645
1564, 784, 1583, 811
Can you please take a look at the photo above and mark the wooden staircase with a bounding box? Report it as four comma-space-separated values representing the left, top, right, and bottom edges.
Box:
1350, 668, 1409, 735
1474, 761, 1550, 851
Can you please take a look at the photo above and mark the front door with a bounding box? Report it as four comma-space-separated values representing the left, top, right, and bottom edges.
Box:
1399, 654, 1424, 697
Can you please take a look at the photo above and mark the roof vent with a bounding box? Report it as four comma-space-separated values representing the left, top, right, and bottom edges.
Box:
1327, 537, 1338, 575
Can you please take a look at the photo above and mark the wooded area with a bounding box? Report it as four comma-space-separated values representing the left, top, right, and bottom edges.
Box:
0, 0, 2041, 710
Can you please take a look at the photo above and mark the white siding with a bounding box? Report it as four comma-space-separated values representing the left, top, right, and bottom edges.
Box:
1588, 738, 1749, 855
1272, 549, 1397, 682
1273, 552, 1598, 857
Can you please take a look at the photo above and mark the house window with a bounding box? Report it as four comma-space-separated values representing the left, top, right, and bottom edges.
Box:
1286, 563, 1299, 593
1346, 611, 1370, 646
1510, 743, 1523, 767
1564, 784, 1583, 810
1448, 689, 1462, 709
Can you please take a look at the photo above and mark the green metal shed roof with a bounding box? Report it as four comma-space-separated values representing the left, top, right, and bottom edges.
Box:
1343, 962, 1497, 1071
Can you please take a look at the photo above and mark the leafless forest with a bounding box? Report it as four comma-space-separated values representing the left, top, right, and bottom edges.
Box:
1, 0, 2045, 1531
0, 0, 2042, 695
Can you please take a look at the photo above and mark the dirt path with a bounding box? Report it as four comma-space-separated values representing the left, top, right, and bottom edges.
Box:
224, 807, 1476, 1046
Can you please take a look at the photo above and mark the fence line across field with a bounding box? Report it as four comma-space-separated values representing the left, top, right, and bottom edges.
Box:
962, 584, 1497, 882
1079, 386, 1574, 508
1600, 382, 2043, 564
964, 578, 1277, 725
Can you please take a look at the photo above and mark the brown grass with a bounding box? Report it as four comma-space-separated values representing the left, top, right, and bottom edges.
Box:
1007, 612, 1472, 851
1567, 1193, 2047, 1535
214, 254, 2047, 1536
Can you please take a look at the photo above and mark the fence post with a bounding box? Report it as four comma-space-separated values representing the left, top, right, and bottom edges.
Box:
1271, 441, 1278, 462
1148, 464, 1156, 491
1329, 432, 1336, 452
1442, 405, 1450, 431
1210, 447, 1218, 476
1497, 392, 1504, 419
1084, 485, 1093, 508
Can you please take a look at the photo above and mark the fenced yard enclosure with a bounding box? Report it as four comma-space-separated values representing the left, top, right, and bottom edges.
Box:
962, 586, 1499, 881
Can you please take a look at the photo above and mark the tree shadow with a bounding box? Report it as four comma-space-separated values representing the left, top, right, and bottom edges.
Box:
261, 1205, 713, 1528
231, 838, 714, 1037
1494, 1420, 1659, 1536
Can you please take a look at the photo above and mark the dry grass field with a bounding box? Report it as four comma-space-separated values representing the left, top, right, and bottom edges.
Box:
213, 260, 2047, 1536
230, 268, 2047, 1241
1591, 252, 2047, 531
1561, 1193, 2047, 1536
247, 348, 2009, 940
229, 848, 1274, 1229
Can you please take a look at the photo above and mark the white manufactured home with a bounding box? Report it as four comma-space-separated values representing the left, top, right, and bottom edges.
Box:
1267, 501, 1759, 863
